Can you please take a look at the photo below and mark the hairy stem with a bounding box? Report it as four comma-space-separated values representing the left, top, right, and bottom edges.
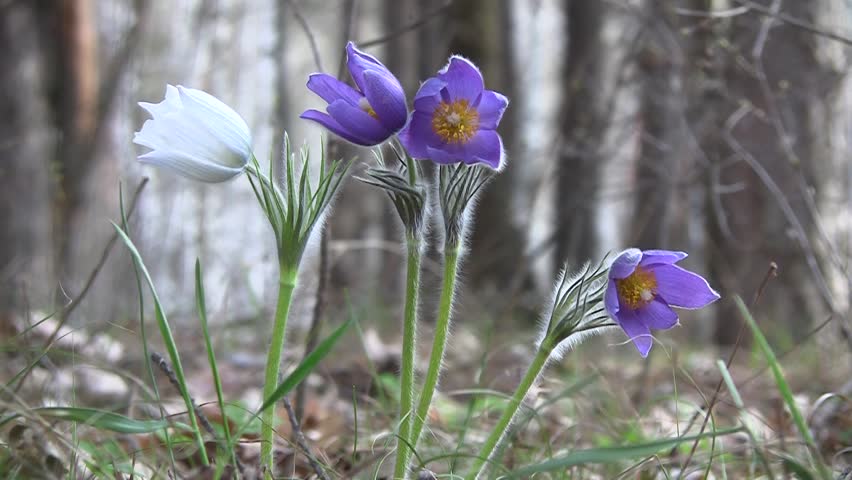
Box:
393, 237, 423, 479
408, 245, 461, 474
260, 267, 298, 477
466, 340, 553, 479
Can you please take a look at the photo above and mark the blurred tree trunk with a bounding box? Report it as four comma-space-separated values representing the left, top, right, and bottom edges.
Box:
632, 1, 682, 248
417, 0, 447, 83
0, 2, 55, 325
48, 0, 100, 306
444, 0, 525, 291
271, 0, 290, 171
554, 0, 606, 269
686, 0, 842, 344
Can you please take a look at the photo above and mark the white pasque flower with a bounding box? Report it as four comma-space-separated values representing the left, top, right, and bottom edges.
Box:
134, 85, 252, 183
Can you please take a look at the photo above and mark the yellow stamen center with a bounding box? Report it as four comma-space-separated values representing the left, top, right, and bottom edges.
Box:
359, 97, 379, 119
615, 266, 658, 310
432, 99, 479, 144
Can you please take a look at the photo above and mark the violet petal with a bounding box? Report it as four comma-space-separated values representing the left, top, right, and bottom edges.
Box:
306, 73, 363, 107
327, 99, 390, 145
477, 90, 509, 130
652, 264, 721, 309
362, 70, 407, 131
413, 78, 448, 112
609, 248, 642, 279
437, 56, 484, 101
300, 109, 372, 146
615, 309, 654, 357
604, 279, 620, 317
639, 250, 688, 267
638, 299, 679, 330
425, 130, 503, 169
398, 111, 439, 158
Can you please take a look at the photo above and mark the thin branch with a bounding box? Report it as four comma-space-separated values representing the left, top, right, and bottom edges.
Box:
151, 352, 216, 437
732, 0, 852, 47
284, 0, 323, 71
283, 396, 331, 480
358, 0, 453, 49
61, 178, 149, 318
723, 105, 837, 313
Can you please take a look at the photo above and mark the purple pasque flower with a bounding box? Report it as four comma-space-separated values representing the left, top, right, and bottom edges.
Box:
604, 248, 720, 357
301, 42, 407, 146
399, 56, 508, 170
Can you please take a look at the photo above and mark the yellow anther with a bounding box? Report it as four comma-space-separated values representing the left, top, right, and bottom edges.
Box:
615, 266, 658, 310
432, 100, 479, 144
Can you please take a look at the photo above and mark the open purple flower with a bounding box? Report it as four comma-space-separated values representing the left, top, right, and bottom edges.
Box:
604, 248, 720, 357
399, 56, 508, 170
301, 42, 407, 146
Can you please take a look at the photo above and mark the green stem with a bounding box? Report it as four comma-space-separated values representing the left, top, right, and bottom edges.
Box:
393, 237, 423, 479
408, 245, 461, 472
260, 267, 298, 477
465, 340, 553, 480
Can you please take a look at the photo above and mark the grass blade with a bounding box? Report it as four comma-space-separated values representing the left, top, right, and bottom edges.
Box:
195, 259, 238, 469
502, 427, 744, 478
733, 296, 830, 480
112, 223, 209, 465
257, 315, 354, 415
0, 407, 175, 434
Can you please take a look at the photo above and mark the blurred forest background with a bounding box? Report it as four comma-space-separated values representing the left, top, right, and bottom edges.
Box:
2, 0, 852, 360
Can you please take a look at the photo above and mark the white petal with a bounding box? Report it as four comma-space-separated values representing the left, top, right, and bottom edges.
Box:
174, 95, 250, 168
138, 85, 181, 118
134, 85, 252, 181
177, 86, 251, 157
139, 149, 243, 183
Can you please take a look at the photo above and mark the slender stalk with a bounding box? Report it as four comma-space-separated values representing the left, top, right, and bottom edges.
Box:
393, 237, 423, 479
465, 340, 553, 480
260, 267, 298, 476
408, 245, 461, 471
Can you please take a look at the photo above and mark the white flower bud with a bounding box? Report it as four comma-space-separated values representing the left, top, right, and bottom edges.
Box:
134, 85, 252, 183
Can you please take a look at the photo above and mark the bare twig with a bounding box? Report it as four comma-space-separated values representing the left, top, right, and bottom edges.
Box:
61, 178, 149, 319
283, 396, 331, 480
151, 352, 216, 437
674, 5, 749, 18
723, 105, 837, 313
732, 0, 852, 47
358, 0, 453, 49
151, 351, 247, 472
284, 0, 323, 71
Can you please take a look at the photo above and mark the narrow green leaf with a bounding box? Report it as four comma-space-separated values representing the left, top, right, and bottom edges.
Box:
780, 454, 817, 480
0, 407, 173, 434
120, 184, 179, 470
112, 223, 209, 465
257, 316, 353, 415
733, 296, 830, 480
502, 427, 743, 478
195, 259, 237, 467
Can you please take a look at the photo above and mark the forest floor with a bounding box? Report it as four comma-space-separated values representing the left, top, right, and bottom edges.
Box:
1, 304, 851, 479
